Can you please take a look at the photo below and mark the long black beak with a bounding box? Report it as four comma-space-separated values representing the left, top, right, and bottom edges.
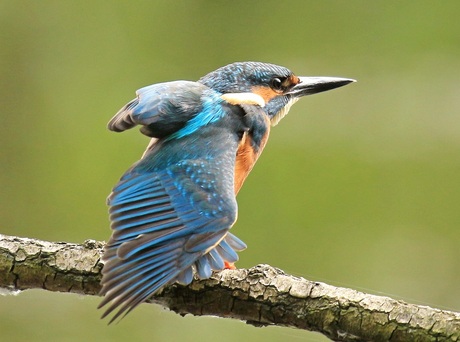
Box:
288, 76, 356, 98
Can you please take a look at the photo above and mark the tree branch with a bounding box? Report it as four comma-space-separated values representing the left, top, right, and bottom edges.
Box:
0, 233, 458, 341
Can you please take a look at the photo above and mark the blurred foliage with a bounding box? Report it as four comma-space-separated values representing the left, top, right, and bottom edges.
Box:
1, 1, 459, 341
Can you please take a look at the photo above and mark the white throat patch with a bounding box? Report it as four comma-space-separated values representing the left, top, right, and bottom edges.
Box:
270, 97, 299, 126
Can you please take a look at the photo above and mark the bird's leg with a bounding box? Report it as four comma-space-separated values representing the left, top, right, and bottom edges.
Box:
224, 261, 236, 270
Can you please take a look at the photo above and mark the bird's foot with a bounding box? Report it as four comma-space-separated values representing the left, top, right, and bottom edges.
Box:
224, 261, 236, 270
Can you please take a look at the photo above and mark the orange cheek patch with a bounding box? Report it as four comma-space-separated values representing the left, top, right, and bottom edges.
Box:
251, 86, 279, 103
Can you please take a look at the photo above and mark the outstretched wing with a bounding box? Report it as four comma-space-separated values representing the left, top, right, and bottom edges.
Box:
108, 81, 208, 138
100, 102, 248, 322
99, 156, 246, 323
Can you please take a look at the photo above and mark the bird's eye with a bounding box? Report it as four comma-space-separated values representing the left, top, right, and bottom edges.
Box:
270, 77, 285, 92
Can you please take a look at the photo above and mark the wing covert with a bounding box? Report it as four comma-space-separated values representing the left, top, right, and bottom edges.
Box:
107, 81, 209, 138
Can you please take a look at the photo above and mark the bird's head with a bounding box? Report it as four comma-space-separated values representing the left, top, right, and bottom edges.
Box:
199, 61, 355, 126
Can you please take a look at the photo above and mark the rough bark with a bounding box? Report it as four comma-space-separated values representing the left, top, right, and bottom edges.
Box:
0, 233, 458, 341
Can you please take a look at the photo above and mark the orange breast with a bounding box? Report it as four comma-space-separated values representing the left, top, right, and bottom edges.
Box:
234, 121, 270, 194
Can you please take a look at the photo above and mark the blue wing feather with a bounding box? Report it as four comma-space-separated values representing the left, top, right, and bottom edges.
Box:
195, 256, 212, 279
176, 267, 194, 285
207, 248, 225, 270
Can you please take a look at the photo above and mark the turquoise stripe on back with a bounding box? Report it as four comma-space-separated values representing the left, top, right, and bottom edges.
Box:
168, 91, 225, 140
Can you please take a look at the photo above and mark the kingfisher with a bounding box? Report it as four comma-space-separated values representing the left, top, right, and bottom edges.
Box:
99, 61, 354, 322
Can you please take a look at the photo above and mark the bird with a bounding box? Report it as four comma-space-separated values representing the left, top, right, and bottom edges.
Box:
98, 61, 355, 323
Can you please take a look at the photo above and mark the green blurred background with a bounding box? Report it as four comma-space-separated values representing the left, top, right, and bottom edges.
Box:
1, 1, 459, 341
